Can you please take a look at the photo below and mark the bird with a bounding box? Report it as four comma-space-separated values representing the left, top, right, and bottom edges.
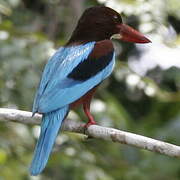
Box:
29, 6, 151, 176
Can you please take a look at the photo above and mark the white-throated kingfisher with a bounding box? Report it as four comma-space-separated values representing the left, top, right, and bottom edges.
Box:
30, 6, 151, 176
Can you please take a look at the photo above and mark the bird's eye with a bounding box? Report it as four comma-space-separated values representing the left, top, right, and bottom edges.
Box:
113, 15, 118, 19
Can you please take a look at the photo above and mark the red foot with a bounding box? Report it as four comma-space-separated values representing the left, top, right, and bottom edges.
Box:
82, 98, 97, 129
84, 120, 96, 128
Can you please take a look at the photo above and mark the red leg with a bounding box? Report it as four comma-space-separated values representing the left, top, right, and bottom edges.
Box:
83, 87, 98, 128
70, 86, 98, 128
83, 99, 96, 128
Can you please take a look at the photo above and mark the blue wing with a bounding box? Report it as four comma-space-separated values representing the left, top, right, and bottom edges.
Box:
33, 41, 115, 113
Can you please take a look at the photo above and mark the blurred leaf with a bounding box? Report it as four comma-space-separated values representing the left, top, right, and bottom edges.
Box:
0, 0, 180, 179
0, 3, 12, 16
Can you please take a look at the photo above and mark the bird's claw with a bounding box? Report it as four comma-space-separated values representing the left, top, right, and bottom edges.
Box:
81, 121, 96, 135
84, 121, 96, 129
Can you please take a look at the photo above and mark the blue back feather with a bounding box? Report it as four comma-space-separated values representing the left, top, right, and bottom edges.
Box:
33, 42, 95, 113
33, 42, 115, 113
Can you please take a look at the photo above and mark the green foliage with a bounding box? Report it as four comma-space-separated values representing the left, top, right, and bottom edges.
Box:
0, 0, 180, 179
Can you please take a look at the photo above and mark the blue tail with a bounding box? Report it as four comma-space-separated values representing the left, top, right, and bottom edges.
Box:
29, 106, 69, 176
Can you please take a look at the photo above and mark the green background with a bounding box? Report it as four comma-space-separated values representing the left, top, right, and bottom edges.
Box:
0, 0, 180, 179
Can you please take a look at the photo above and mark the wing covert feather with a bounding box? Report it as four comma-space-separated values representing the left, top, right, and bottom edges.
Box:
33, 41, 115, 113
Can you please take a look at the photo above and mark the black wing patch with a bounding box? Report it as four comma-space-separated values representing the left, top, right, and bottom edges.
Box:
68, 51, 114, 81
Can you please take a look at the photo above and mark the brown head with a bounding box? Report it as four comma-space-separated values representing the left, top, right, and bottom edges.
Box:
67, 6, 151, 44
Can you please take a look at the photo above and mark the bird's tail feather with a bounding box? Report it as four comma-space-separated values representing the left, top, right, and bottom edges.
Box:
29, 106, 69, 176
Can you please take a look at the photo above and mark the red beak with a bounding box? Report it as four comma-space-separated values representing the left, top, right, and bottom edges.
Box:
116, 24, 151, 43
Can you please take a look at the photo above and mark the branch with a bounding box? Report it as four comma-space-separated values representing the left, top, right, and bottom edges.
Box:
0, 108, 180, 158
